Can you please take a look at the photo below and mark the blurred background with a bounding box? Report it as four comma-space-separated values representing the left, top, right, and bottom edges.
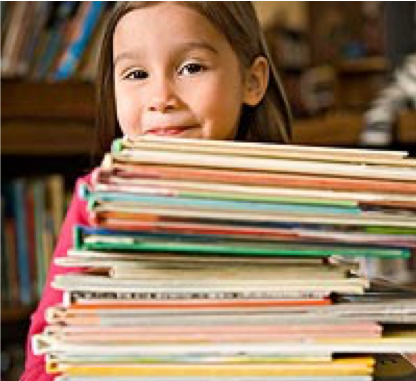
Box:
1, 2, 416, 380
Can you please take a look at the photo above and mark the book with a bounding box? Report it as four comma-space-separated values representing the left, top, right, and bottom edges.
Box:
96, 161, 416, 194
35, 137, 416, 379
54, 2, 105, 80
110, 137, 416, 181
52, 272, 369, 295
74, 225, 410, 259
52, 360, 375, 378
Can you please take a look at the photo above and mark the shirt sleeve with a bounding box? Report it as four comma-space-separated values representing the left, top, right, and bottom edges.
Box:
20, 174, 92, 381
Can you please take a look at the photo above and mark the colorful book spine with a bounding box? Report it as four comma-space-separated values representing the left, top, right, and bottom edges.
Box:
54, 2, 105, 80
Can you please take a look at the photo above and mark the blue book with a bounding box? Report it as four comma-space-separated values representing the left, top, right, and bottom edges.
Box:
33, 1, 79, 80
85, 190, 361, 216
1, 195, 10, 305
11, 179, 32, 305
0, 178, 33, 305
54, 1, 105, 80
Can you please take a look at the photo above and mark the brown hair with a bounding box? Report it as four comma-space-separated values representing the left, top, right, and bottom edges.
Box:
94, 1, 292, 158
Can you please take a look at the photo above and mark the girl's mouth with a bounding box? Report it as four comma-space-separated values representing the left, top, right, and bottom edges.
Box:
145, 126, 196, 136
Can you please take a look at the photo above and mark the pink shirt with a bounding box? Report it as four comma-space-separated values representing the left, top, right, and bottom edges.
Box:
20, 173, 92, 381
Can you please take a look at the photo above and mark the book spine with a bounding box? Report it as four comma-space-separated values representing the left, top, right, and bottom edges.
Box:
68, 289, 329, 302
54, 2, 105, 80
111, 138, 124, 154
12, 179, 32, 305
1, 196, 9, 305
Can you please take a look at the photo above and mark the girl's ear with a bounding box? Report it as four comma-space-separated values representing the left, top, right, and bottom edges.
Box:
243, 56, 269, 106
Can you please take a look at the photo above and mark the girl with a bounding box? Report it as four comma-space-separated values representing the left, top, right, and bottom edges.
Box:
20, 2, 291, 380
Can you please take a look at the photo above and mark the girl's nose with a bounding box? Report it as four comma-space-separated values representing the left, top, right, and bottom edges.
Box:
147, 78, 179, 113
148, 98, 176, 113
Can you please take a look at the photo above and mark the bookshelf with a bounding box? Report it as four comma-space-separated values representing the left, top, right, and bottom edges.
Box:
293, 111, 363, 146
294, 110, 416, 148
1, 305, 37, 324
2, 80, 94, 120
1, 4, 111, 377
1, 80, 95, 305
2, 80, 94, 156
1, 315, 30, 381
2, 123, 93, 156
398, 110, 416, 145
1, 80, 96, 380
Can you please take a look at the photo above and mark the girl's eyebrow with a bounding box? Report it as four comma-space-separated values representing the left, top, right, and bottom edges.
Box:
113, 41, 218, 66
178, 41, 219, 55
113, 51, 142, 66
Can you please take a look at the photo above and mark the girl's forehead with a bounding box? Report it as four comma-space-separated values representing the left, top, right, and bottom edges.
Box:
113, 3, 230, 58
118, 1, 211, 29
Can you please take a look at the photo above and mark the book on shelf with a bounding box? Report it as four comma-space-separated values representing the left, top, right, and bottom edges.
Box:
1, 175, 67, 308
54, 2, 105, 80
1, 2, 114, 81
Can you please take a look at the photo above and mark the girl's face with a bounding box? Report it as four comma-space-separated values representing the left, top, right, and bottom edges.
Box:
113, 3, 255, 140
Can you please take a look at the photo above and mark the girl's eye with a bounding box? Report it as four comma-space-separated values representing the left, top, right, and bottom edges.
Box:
178, 62, 206, 76
125, 69, 148, 80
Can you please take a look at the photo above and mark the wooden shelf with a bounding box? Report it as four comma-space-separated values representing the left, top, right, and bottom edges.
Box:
0, 306, 34, 324
1, 80, 95, 121
398, 110, 416, 144
293, 110, 416, 147
292, 112, 363, 146
336, 57, 389, 74
1, 121, 94, 155
1, 80, 95, 156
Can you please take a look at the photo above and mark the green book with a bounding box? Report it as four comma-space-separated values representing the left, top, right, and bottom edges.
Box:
74, 226, 410, 259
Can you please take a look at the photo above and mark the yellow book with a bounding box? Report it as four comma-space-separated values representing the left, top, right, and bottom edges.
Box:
55, 358, 374, 376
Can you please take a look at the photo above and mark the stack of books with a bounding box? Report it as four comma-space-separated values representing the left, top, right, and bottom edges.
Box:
33, 136, 416, 380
